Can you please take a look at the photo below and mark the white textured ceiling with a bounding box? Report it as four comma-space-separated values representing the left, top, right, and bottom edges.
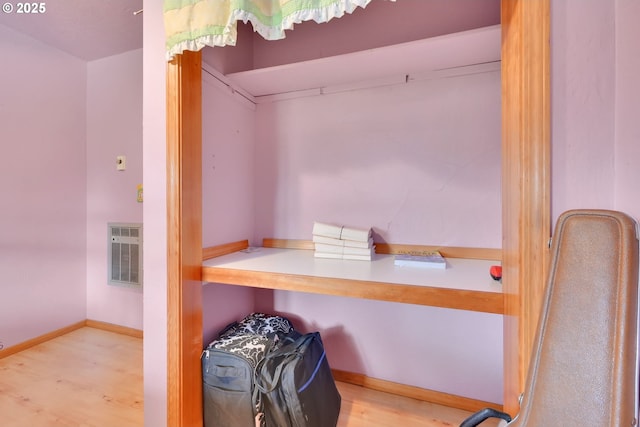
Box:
0, 0, 143, 60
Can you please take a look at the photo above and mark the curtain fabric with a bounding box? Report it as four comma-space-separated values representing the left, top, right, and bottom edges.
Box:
164, 0, 377, 60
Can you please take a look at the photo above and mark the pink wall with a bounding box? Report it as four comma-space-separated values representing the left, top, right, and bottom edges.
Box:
261, 292, 502, 401
551, 0, 640, 224
254, 69, 501, 247
202, 68, 256, 247
0, 24, 87, 348
613, 0, 640, 217
551, 1, 616, 218
248, 66, 502, 403
142, 1, 168, 426
86, 49, 143, 330
201, 67, 260, 347
1, 27, 144, 350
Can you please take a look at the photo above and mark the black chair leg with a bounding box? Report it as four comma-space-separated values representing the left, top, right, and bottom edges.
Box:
460, 408, 512, 427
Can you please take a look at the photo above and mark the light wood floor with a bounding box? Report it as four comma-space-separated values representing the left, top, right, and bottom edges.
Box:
0, 327, 143, 427
0, 327, 496, 427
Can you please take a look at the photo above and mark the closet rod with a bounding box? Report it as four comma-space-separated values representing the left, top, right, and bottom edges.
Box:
202, 66, 256, 105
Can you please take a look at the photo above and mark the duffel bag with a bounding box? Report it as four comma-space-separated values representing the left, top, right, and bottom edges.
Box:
255, 332, 341, 427
202, 313, 297, 427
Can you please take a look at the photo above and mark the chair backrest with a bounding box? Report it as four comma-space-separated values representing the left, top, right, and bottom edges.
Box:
510, 210, 639, 427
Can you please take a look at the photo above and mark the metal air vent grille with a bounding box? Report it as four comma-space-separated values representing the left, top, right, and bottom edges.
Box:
108, 223, 142, 288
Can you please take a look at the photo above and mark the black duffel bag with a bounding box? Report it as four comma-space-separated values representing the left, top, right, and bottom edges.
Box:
202, 313, 297, 427
254, 332, 341, 427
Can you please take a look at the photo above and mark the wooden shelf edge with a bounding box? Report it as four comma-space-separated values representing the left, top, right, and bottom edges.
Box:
202, 267, 503, 314
332, 369, 503, 414
203, 240, 249, 260
263, 238, 501, 261
375, 243, 501, 261
264, 238, 314, 250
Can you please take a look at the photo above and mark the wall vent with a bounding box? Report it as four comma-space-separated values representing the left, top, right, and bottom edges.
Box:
108, 223, 142, 288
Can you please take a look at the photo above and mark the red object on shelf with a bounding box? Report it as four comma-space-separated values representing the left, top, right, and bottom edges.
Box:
490, 265, 502, 281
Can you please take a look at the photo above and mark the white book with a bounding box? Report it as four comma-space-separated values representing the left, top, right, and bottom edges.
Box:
394, 252, 447, 269
313, 252, 343, 259
314, 243, 375, 256
314, 243, 343, 255
312, 235, 374, 249
314, 251, 373, 261
312, 221, 372, 243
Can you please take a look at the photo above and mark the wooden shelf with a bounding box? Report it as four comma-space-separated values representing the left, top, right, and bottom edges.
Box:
202, 246, 503, 314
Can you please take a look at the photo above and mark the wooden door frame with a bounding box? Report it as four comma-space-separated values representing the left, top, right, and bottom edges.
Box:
500, 0, 551, 414
166, 50, 204, 427
165, 1, 550, 424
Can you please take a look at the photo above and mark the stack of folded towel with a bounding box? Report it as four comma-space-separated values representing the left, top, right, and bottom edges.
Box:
312, 221, 375, 261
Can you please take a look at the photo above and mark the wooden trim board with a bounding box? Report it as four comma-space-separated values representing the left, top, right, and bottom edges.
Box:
0, 321, 86, 359
85, 319, 143, 339
264, 238, 315, 250
263, 238, 501, 261
203, 240, 249, 260
332, 369, 502, 414
166, 49, 204, 427
376, 244, 501, 261
0, 320, 142, 359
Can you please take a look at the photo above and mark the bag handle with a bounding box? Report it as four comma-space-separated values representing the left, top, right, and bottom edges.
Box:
297, 349, 326, 393
251, 333, 310, 425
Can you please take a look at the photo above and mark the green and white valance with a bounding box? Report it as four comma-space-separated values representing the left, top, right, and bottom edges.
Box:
164, 0, 380, 60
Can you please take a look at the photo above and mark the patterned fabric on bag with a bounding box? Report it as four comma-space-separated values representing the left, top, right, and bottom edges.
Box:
209, 332, 271, 369
203, 313, 300, 427
220, 312, 295, 340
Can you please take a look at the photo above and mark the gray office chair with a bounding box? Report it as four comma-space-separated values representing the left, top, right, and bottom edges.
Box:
461, 209, 640, 427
